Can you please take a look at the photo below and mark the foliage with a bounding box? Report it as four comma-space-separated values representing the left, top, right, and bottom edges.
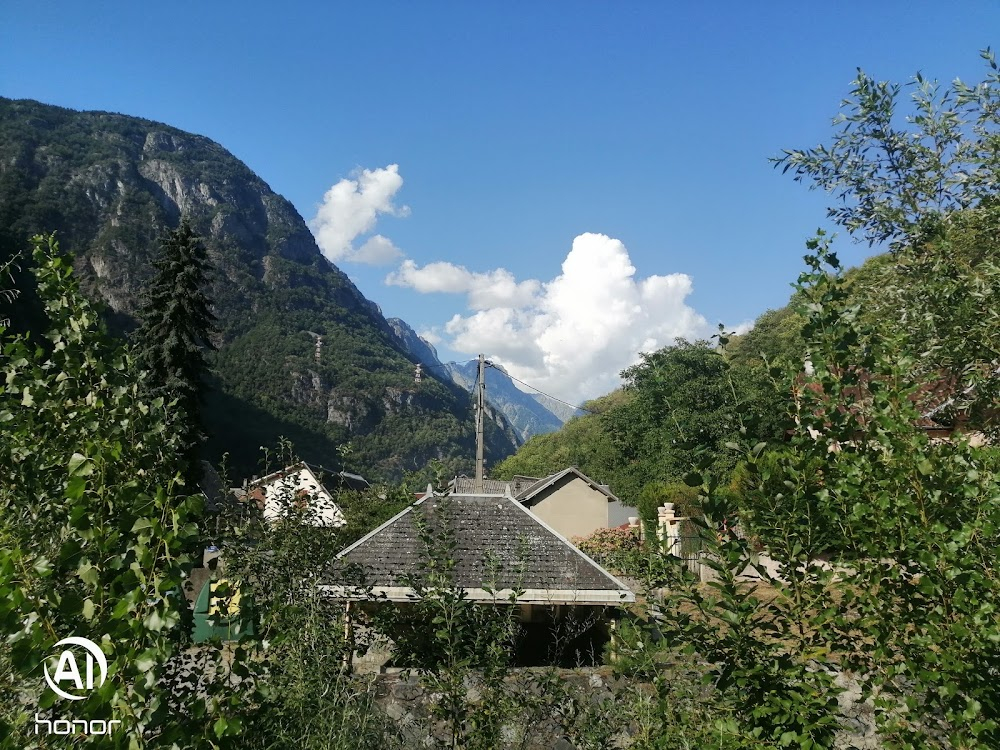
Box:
787, 234, 1000, 746
636, 481, 701, 528
495, 337, 791, 509
603, 340, 736, 486
0, 235, 216, 747
0, 250, 19, 328
607, 621, 742, 750
574, 526, 642, 559
0, 97, 518, 485
213, 442, 398, 750
728, 450, 847, 559
373, 490, 524, 749
491, 391, 628, 487
602, 339, 787, 499
657, 227, 1000, 747
774, 50, 1000, 438
724, 304, 805, 371
774, 48, 1000, 252
133, 219, 217, 483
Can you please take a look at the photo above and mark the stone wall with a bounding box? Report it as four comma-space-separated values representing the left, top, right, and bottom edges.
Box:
369, 666, 878, 749
372, 667, 626, 750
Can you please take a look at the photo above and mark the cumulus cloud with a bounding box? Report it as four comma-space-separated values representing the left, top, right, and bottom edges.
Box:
309, 164, 410, 265
353, 235, 404, 265
386, 260, 541, 309
389, 232, 715, 404
418, 328, 443, 347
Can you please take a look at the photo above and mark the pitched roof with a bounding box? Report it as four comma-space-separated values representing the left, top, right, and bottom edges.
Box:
330, 492, 633, 605
244, 462, 348, 527
448, 476, 511, 495
516, 467, 620, 505
509, 474, 544, 496
448, 468, 620, 505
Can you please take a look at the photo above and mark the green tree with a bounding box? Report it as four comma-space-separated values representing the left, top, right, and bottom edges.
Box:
602, 340, 747, 492
0, 250, 18, 328
774, 50, 1000, 429
774, 48, 1000, 252
133, 220, 217, 484
491, 391, 628, 491
652, 53, 1000, 747
0, 235, 224, 747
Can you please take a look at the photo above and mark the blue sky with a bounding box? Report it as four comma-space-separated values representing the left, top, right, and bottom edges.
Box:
2, 1, 998, 402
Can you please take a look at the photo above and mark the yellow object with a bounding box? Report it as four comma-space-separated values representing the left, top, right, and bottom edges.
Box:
208, 579, 242, 617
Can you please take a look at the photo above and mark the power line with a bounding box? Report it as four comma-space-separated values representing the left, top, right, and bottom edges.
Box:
487, 364, 596, 416
411, 355, 596, 417
420, 359, 478, 370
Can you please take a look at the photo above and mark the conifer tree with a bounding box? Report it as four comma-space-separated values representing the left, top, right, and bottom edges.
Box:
134, 219, 217, 483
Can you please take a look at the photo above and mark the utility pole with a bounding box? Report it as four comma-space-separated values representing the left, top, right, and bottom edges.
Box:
475, 353, 485, 493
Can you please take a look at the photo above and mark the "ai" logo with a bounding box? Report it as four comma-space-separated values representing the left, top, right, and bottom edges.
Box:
43, 637, 108, 701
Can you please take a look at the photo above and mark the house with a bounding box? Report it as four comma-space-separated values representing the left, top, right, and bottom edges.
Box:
448, 467, 639, 540
326, 487, 634, 669
793, 365, 996, 448
235, 462, 363, 528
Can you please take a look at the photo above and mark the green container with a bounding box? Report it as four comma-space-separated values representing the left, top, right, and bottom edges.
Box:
192, 578, 255, 642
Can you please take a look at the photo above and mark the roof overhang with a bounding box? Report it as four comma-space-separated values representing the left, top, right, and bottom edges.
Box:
319, 585, 634, 605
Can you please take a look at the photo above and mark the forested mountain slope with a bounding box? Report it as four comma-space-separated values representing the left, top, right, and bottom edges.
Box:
0, 97, 518, 479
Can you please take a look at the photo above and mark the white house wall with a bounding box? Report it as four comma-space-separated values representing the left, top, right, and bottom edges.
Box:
262, 469, 346, 527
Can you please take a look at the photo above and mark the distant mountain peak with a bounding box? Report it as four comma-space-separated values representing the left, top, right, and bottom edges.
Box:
0, 97, 518, 479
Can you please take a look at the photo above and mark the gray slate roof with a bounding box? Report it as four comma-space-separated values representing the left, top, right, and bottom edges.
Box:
448, 466, 618, 505
450, 468, 619, 505
335, 493, 631, 597
448, 477, 512, 495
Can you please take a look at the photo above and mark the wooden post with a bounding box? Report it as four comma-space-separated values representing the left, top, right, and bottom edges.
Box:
609, 615, 618, 664
475, 353, 485, 493
342, 600, 354, 674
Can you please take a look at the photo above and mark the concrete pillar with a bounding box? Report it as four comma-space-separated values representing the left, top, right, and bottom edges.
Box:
656, 503, 686, 557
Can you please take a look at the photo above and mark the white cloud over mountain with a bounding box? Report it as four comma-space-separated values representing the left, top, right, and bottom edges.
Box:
309, 164, 409, 265
389, 232, 715, 404
308, 165, 718, 403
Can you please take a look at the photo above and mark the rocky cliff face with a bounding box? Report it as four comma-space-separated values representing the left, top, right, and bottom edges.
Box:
444, 360, 565, 443
0, 97, 518, 479
530, 392, 585, 424
386, 317, 441, 369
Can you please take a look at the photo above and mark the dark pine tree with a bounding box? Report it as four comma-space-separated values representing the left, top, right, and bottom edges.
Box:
134, 220, 217, 485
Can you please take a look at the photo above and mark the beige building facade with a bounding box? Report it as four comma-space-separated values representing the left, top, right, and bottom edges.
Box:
450, 467, 638, 541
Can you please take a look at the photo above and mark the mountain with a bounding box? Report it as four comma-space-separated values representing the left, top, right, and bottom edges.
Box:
443, 361, 565, 443
383, 317, 567, 443
0, 97, 518, 480
385, 317, 441, 369
530, 393, 585, 424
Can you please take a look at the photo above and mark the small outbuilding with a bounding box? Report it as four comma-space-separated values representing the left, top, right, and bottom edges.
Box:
327, 488, 634, 669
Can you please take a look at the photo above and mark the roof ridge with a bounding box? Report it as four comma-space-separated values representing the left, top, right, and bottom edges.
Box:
499, 492, 631, 593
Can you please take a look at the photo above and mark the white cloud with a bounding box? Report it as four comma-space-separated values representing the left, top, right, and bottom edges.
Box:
389, 232, 715, 404
386, 259, 474, 294
309, 164, 410, 265
386, 260, 541, 309
418, 328, 443, 347
353, 235, 404, 265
